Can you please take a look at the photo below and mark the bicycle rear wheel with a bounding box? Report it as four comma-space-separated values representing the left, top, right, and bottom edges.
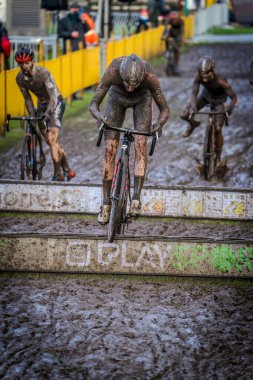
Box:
108, 158, 129, 243
165, 49, 175, 76
203, 124, 215, 180
20, 136, 32, 180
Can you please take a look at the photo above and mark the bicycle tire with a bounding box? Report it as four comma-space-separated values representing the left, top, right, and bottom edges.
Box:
20, 135, 32, 180
203, 123, 215, 180
32, 134, 39, 180
108, 157, 129, 243
165, 48, 175, 76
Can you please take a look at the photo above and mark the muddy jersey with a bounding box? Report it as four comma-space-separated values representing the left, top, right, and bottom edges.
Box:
89, 56, 170, 128
191, 72, 237, 106
16, 65, 63, 117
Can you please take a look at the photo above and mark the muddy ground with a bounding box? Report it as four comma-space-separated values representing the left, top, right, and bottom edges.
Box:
1, 276, 253, 380
0, 43, 253, 379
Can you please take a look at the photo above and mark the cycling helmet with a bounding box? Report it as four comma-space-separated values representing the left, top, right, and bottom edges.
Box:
197, 56, 215, 74
15, 47, 34, 63
120, 54, 146, 87
169, 11, 179, 21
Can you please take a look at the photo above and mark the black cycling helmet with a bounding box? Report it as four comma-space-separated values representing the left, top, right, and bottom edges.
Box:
197, 56, 215, 75
15, 46, 34, 63
120, 54, 146, 87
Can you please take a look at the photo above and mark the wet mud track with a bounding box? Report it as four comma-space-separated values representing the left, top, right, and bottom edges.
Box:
1, 43, 253, 378
1, 44, 252, 189
1, 276, 253, 379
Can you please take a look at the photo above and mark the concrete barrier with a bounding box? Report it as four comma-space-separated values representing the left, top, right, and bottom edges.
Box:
195, 4, 229, 36
0, 234, 252, 277
0, 180, 252, 220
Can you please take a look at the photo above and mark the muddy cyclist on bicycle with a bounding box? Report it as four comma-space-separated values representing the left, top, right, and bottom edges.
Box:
161, 11, 184, 76
15, 47, 75, 181
181, 55, 238, 166
89, 53, 170, 224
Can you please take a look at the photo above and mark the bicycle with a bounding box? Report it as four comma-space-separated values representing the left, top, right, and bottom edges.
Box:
164, 37, 177, 76
189, 106, 228, 180
96, 123, 158, 243
5, 114, 46, 181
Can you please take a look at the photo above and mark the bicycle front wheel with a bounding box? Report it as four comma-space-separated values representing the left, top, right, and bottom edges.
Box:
32, 134, 43, 180
203, 124, 215, 180
20, 136, 32, 180
108, 158, 129, 243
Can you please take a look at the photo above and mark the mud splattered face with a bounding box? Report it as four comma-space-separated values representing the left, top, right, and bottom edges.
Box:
123, 81, 140, 92
200, 69, 214, 83
18, 61, 34, 76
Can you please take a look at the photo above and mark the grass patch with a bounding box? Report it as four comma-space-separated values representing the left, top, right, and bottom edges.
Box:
0, 92, 94, 155
208, 26, 253, 35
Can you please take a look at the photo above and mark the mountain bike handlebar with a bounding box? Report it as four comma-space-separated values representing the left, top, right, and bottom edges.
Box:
96, 122, 158, 156
188, 109, 229, 126
5, 114, 44, 132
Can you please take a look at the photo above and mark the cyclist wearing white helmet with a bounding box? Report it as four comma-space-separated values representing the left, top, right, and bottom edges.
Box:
89, 53, 170, 224
181, 55, 238, 166
15, 46, 75, 181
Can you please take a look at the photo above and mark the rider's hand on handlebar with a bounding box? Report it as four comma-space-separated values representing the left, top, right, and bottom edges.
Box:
42, 111, 51, 123
226, 105, 234, 116
97, 115, 109, 127
152, 123, 162, 138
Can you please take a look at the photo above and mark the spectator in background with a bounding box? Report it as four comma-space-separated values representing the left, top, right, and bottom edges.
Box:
135, 8, 150, 33
0, 21, 10, 70
80, 7, 99, 47
57, 2, 90, 54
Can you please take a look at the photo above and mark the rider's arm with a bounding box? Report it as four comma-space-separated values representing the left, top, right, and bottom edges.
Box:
147, 73, 170, 127
44, 71, 60, 118
16, 76, 35, 116
190, 73, 200, 108
89, 70, 111, 121
219, 77, 238, 110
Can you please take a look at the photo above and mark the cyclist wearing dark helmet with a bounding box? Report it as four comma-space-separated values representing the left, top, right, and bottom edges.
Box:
161, 11, 184, 75
89, 53, 170, 224
181, 55, 238, 166
15, 46, 75, 181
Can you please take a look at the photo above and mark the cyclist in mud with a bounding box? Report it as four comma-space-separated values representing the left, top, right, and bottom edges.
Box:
181, 55, 238, 166
15, 47, 75, 181
161, 11, 184, 75
89, 53, 170, 224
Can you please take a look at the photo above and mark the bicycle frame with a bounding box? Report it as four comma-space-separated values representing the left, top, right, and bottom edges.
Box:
5, 114, 46, 181
97, 123, 157, 242
191, 107, 228, 180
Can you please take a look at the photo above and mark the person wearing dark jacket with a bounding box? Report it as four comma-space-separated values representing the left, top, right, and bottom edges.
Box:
57, 2, 90, 54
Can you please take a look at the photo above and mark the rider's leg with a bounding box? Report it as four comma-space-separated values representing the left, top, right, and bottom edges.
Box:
45, 127, 64, 181
181, 96, 207, 137
131, 96, 151, 215
59, 148, 76, 181
97, 137, 119, 224
132, 135, 147, 214
215, 107, 225, 166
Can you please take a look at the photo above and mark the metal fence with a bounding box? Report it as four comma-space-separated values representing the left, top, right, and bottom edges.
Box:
8, 11, 140, 69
